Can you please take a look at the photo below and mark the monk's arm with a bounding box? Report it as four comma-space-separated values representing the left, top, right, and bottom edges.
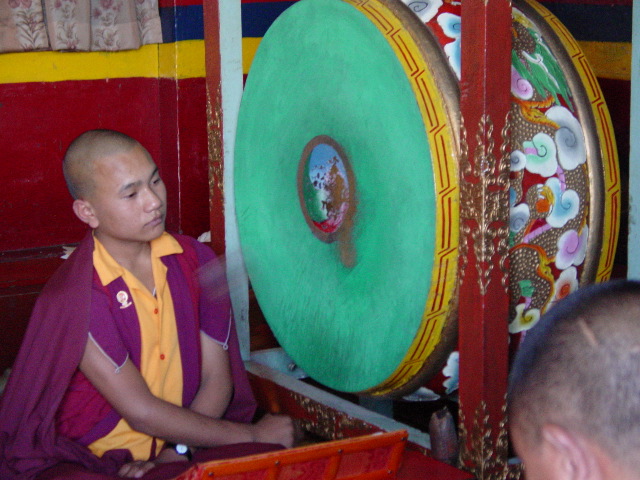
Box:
186, 332, 233, 419
79, 338, 293, 448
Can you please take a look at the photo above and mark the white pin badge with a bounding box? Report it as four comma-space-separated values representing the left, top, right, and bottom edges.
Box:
116, 291, 132, 309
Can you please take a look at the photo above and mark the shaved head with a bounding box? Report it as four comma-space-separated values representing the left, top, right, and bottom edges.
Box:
63, 129, 145, 199
508, 280, 640, 473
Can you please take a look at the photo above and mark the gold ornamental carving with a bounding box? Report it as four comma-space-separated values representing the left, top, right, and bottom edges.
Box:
288, 391, 377, 441
459, 114, 511, 295
206, 84, 224, 200
458, 401, 523, 480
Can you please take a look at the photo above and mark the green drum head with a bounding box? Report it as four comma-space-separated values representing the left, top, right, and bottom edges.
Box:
235, 0, 459, 395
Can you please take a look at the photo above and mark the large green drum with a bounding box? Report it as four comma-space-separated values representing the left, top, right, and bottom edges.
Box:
234, 0, 620, 397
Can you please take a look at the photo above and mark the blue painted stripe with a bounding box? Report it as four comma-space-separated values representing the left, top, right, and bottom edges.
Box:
241, 1, 296, 38
160, 2, 295, 43
160, 4, 204, 43
158, 2, 630, 45
542, 3, 632, 42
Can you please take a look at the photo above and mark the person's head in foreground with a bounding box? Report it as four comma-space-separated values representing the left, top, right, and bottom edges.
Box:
508, 279, 640, 480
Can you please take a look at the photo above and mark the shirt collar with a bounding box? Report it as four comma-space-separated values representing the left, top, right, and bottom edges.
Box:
93, 232, 184, 286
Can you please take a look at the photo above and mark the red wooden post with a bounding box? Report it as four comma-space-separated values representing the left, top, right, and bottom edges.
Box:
457, 0, 515, 478
158, 0, 212, 241
202, 0, 226, 255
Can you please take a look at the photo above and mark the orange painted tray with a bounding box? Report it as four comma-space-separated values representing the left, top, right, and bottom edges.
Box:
173, 430, 407, 480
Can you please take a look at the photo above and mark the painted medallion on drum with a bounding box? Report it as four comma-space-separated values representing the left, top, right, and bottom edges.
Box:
298, 136, 354, 241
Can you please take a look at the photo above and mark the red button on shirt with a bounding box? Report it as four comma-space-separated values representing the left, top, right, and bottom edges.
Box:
154, 308, 159, 314
160, 354, 165, 360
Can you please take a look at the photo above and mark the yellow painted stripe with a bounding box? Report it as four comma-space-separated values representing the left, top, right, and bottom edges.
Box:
0, 40, 205, 84
578, 41, 631, 81
242, 37, 262, 75
2, 38, 626, 86
158, 40, 206, 79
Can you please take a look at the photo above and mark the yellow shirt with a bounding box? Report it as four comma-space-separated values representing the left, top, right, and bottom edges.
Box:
88, 233, 184, 460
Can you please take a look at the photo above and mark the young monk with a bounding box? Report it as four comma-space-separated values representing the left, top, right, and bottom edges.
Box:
0, 130, 294, 479
508, 279, 640, 480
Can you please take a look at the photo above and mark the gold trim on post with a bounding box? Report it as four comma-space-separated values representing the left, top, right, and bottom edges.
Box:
458, 401, 524, 480
206, 84, 224, 201
459, 114, 511, 296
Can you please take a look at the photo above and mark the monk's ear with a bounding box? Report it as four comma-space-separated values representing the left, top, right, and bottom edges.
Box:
72, 199, 99, 229
541, 424, 597, 480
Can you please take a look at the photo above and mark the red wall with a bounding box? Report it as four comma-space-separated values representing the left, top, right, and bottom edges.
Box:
0, 76, 209, 252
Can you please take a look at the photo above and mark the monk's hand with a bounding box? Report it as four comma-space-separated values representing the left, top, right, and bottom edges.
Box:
118, 460, 156, 478
154, 446, 192, 464
252, 413, 296, 448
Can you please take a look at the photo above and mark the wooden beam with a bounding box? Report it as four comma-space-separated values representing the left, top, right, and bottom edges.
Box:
203, 0, 225, 255
627, 0, 640, 279
203, 0, 251, 358
457, 0, 514, 477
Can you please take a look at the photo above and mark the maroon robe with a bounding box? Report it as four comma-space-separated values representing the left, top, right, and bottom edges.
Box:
0, 232, 261, 480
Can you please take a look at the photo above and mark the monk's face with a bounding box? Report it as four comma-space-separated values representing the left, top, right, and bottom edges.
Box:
85, 145, 167, 249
